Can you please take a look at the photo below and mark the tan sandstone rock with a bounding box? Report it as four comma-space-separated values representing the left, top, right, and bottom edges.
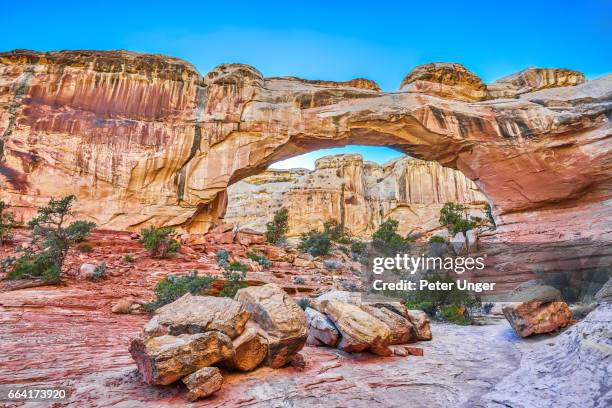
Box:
143, 294, 250, 339
129, 332, 234, 385
361, 304, 417, 345
502, 301, 573, 338
234, 284, 307, 368
406, 310, 433, 341
319, 299, 392, 356
222, 326, 268, 372
182, 367, 223, 401
486, 67, 586, 99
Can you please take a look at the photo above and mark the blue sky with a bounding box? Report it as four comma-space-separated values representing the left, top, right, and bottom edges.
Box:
2, 0, 610, 168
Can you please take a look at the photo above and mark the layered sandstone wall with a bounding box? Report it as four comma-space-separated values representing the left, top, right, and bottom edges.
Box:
223, 155, 487, 238
0, 50, 610, 249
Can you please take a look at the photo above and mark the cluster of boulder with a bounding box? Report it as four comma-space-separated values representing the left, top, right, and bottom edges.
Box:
129, 283, 305, 400
304, 291, 432, 356
129, 285, 432, 400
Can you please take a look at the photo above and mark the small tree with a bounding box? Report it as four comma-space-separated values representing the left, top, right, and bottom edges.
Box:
323, 219, 350, 244
0, 200, 16, 244
144, 271, 215, 311
372, 218, 408, 256
439, 202, 477, 253
140, 226, 180, 258
7, 195, 95, 283
265, 208, 289, 244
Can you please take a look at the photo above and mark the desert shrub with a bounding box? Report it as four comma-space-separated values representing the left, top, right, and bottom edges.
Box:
265, 208, 289, 244
339, 278, 359, 292
439, 304, 471, 325
7, 195, 95, 283
216, 249, 229, 268
293, 276, 306, 285
485, 203, 496, 229
247, 249, 272, 269
299, 229, 331, 256
482, 302, 495, 314
323, 259, 341, 270
77, 243, 93, 253
90, 262, 107, 282
0, 200, 16, 244
219, 261, 248, 298
403, 272, 480, 324
323, 220, 351, 244
144, 271, 216, 311
296, 297, 311, 310
372, 219, 409, 256
428, 235, 446, 244
140, 226, 180, 258
350, 240, 366, 255
122, 254, 135, 263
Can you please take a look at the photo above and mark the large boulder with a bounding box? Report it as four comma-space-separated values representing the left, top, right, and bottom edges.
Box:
487, 67, 585, 99
182, 367, 223, 401
129, 332, 234, 385
502, 301, 573, 338
400, 62, 486, 101
406, 310, 433, 341
143, 294, 250, 340
509, 280, 562, 303
319, 299, 392, 356
305, 307, 340, 347
594, 277, 612, 303
234, 284, 307, 368
222, 325, 268, 372
313, 290, 361, 310
361, 304, 417, 345
235, 229, 266, 246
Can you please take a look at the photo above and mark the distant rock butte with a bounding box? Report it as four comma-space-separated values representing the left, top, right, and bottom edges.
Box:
223, 154, 487, 238
0, 50, 610, 251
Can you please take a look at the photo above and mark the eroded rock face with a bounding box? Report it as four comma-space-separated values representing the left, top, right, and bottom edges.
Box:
224, 154, 487, 238
502, 301, 573, 338
234, 284, 307, 368
128, 332, 234, 385
0, 49, 610, 262
143, 294, 250, 339
406, 310, 433, 341
486, 67, 586, 99
400, 62, 486, 101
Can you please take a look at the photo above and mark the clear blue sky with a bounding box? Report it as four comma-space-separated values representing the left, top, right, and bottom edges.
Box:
2, 0, 610, 168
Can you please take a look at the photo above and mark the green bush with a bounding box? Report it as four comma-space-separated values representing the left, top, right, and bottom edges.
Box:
247, 249, 272, 269
439, 202, 477, 236
6, 195, 95, 283
0, 200, 16, 244
265, 208, 289, 244
219, 261, 248, 298
298, 229, 331, 256
439, 304, 471, 325
350, 240, 366, 255
428, 235, 446, 244
90, 262, 107, 282
122, 254, 135, 263
140, 226, 180, 258
372, 219, 409, 256
216, 249, 229, 268
144, 271, 215, 311
323, 220, 351, 244
403, 273, 480, 324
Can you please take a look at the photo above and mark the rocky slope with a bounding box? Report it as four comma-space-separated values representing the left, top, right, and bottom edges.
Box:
0, 50, 609, 248
223, 154, 487, 238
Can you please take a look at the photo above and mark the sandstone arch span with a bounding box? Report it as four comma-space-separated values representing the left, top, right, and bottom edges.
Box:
0, 50, 610, 244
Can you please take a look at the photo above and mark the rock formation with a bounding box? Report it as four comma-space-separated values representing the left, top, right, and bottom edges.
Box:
0, 50, 609, 253
223, 154, 487, 238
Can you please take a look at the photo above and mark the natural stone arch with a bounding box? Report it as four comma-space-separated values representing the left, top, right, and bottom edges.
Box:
0, 50, 609, 244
